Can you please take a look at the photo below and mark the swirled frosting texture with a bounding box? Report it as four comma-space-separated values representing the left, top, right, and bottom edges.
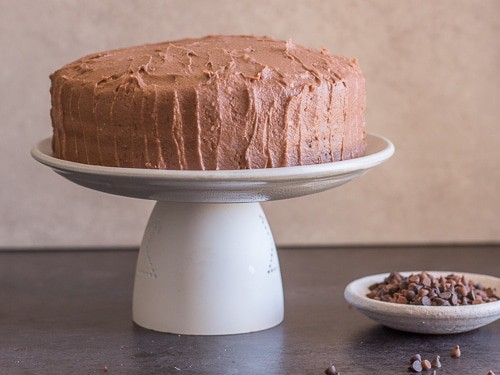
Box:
50, 35, 366, 170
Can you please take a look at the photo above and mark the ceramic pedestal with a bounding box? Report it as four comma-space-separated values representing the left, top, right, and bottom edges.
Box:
133, 202, 284, 335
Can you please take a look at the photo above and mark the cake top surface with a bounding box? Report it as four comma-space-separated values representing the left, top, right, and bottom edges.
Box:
53, 35, 360, 91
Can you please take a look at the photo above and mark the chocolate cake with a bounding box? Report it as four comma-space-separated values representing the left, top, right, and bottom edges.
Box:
50, 35, 366, 170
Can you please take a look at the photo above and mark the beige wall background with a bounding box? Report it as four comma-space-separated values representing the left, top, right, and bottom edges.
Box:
1, 0, 499, 248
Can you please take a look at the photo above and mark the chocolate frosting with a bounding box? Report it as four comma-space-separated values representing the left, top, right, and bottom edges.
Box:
50, 35, 366, 170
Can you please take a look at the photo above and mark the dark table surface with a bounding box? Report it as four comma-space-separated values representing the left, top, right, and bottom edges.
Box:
0, 246, 499, 375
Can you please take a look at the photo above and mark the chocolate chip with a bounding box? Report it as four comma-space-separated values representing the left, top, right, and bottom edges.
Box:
468, 290, 476, 300
431, 355, 441, 369
418, 288, 430, 297
410, 354, 422, 363
457, 285, 467, 296
409, 275, 420, 284
421, 296, 432, 306
389, 271, 402, 282
406, 290, 416, 301
397, 296, 409, 304
487, 370, 495, 375
421, 359, 432, 371
432, 298, 447, 306
486, 287, 498, 298
439, 291, 452, 299
409, 360, 423, 373
324, 364, 339, 375
451, 345, 461, 358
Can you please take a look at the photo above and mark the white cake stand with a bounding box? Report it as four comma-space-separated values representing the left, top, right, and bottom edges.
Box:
32, 133, 394, 335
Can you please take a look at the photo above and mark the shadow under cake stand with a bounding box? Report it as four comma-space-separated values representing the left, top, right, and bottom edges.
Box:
32, 133, 394, 335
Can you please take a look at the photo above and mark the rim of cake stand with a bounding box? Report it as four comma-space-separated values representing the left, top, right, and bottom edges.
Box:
31, 133, 394, 182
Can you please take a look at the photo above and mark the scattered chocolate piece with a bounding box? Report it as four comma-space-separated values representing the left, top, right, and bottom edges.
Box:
421, 359, 432, 371
487, 371, 495, 375
410, 354, 422, 363
431, 355, 441, 369
451, 345, 461, 358
409, 360, 423, 373
103, 365, 108, 373
366, 272, 498, 306
324, 364, 339, 375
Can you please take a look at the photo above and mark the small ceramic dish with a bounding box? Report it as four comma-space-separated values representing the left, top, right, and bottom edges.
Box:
344, 271, 500, 334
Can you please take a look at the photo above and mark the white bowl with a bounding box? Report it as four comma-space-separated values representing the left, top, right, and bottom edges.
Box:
344, 271, 500, 334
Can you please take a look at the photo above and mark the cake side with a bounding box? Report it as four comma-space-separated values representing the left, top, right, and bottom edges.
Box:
50, 35, 366, 170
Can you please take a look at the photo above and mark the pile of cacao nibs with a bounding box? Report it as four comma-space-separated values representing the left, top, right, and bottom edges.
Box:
366, 272, 498, 306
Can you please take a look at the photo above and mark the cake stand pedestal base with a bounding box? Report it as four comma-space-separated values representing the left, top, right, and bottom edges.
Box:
132, 201, 284, 335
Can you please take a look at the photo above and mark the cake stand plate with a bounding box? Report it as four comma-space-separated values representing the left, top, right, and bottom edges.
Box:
32, 133, 394, 335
